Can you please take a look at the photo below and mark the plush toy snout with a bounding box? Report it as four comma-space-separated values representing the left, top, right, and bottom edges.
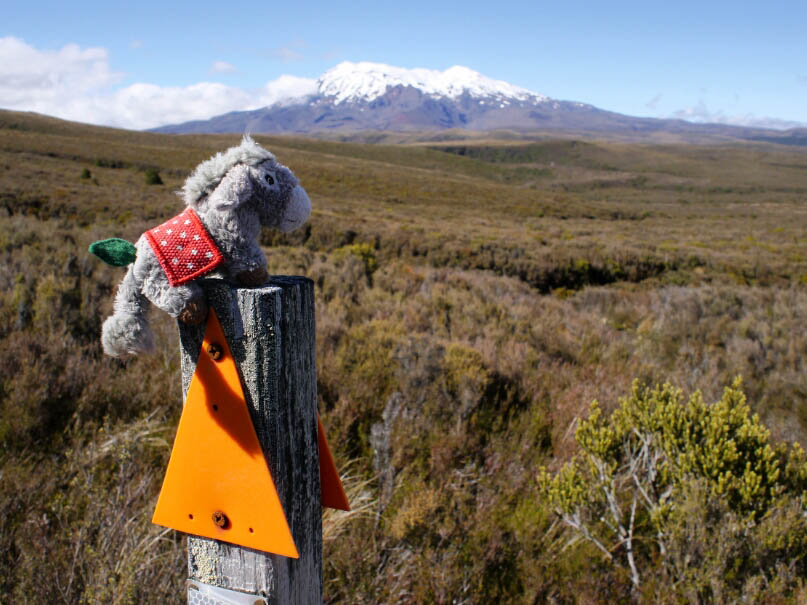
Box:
277, 185, 311, 232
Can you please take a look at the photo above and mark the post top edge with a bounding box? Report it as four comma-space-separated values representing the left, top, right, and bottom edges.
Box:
198, 275, 314, 292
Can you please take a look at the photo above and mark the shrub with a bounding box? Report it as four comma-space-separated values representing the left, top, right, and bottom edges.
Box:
538, 378, 807, 599
333, 243, 377, 278
144, 168, 163, 185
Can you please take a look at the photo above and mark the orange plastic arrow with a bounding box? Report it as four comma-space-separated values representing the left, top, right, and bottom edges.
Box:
318, 415, 350, 511
152, 310, 298, 558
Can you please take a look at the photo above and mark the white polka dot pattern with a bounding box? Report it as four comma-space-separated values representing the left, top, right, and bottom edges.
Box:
145, 208, 224, 286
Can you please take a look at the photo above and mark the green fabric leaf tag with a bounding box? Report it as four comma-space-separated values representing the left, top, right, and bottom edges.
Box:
89, 238, 137, 266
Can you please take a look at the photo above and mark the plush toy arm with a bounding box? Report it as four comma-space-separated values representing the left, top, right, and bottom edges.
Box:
133, 238, 207, 321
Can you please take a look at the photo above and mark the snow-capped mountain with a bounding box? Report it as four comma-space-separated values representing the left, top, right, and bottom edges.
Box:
316, 62, 546, 106
151, 62, 789, 142
152, 61, 588, 134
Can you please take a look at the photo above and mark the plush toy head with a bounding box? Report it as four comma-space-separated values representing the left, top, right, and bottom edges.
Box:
181, 136, 310, 232
92, 137, 311, 358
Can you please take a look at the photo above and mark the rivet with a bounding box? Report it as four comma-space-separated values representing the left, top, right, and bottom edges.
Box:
212, 510, 229, 528
207, 343, 223, 360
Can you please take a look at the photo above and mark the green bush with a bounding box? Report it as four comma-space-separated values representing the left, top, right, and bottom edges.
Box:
538, 379, 807, 600
144, 168, 163, 185
333, 243, 377, 278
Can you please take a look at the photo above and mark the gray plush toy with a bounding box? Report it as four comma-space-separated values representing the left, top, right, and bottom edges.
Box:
91, 136, 311, 358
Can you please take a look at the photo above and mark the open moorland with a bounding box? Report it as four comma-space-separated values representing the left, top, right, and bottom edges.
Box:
2, 109, 807, 603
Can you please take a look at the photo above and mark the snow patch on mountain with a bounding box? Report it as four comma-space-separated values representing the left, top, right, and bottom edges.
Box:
316, 61, 546, 105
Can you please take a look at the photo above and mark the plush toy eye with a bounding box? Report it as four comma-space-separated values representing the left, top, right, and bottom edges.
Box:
265, 173, 275, 185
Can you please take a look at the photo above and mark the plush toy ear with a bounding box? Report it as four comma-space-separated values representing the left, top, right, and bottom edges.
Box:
209, 164, 253, 211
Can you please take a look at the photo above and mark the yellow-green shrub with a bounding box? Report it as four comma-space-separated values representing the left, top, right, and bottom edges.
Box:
538, 378, 807, 598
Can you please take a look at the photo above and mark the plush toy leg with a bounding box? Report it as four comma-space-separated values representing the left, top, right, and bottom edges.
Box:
101, 266, 155, 357
235, 267, 269, 287
178, 296, 208, 325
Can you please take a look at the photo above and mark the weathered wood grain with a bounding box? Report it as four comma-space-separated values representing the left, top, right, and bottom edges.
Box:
178, 277, 321, 604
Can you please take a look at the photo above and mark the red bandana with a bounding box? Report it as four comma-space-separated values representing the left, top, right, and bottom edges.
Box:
144, 208, 224, 287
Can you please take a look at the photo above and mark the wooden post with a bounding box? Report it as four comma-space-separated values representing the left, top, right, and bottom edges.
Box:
178, 277, 321, 604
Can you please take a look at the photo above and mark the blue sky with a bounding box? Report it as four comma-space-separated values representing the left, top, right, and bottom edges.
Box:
2, 0, 805, 130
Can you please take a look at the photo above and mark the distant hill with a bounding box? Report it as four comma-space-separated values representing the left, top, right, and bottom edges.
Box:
151, 61, 806, 146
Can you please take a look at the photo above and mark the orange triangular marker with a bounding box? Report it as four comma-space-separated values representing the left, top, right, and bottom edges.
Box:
152, 310, 299, 558
318, 415, 350, 511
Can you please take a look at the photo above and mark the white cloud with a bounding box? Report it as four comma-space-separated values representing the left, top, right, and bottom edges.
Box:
256, 75, 317, 107
0, 36, 317, 130
272, 39, 306, 63
274, 47, 304, 62
671, 100, 804, 131
98, 78, 319, 129
107, 82, 257, 129
211, 60, 236, 73
645, 93, 662, 111
0, 36, 122, 109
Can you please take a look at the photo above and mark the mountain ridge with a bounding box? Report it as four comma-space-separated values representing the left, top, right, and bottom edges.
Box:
144, 61, 803, 145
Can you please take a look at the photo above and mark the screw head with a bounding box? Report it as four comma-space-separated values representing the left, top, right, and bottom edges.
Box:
212, 510, 229, 528
207, 343, 223, 360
